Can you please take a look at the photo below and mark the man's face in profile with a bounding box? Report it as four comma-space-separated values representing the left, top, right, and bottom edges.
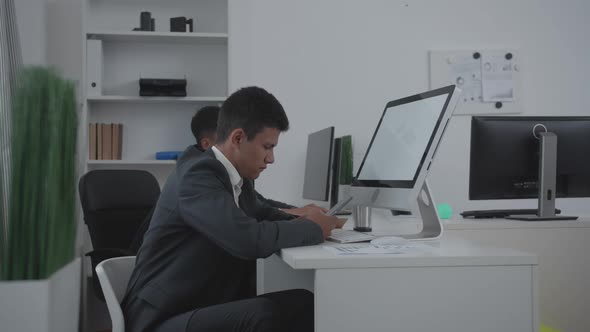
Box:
235, 127, 280, 180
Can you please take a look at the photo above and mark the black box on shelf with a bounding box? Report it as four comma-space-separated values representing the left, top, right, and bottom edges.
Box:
170, 16, 194, 32
133, 11, 155, 31
139, 78, 187, 97
140, 12, 152, 31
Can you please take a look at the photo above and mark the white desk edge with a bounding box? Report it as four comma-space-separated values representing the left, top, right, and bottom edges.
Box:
278, 240, 538, 270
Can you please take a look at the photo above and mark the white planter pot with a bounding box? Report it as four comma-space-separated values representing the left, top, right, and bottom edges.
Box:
0, 257, 81, 332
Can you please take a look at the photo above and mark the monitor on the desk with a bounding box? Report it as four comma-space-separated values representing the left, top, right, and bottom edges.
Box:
302, 126, 335, 201
469, 116, 590, 200
350, 85, 461, 211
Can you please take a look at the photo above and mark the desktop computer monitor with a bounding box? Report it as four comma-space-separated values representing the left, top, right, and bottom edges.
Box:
350, 85, 460, 212
470, 116, 590, 200
302, 127, 335, 201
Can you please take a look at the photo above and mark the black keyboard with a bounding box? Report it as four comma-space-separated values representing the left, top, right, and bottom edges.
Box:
461, 208, 561, 219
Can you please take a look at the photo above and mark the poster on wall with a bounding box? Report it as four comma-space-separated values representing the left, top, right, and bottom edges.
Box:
429, 49, 522, 115
481, 51, 516, 102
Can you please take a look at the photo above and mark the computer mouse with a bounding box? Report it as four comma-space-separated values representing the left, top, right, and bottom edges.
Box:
370, 236, 408, 246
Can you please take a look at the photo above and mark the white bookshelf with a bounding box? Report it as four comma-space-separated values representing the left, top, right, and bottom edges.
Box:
87, 31, 228, 44
82, 0, 229, 185
87, 160, 176, 166
87, 95, 226, 104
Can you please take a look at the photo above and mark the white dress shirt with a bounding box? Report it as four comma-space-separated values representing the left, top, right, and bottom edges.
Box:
211, 146, 243, 207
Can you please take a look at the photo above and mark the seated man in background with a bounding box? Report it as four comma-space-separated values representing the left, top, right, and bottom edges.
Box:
122, 86, 344, 332
191, 105, 327, 217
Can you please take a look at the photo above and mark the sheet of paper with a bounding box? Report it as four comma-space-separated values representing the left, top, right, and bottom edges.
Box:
450, 54, 482, 103
324, 243, 433, 255
481, 51, 516, 102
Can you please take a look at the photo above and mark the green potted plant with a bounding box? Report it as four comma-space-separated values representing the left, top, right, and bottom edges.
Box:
338, 135, 354, 197
0, 67, 80, 332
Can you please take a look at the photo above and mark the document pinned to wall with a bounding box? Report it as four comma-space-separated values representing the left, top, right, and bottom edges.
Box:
429, 49, 522, 115
481, 51, 517, 102
449, 54, 483, 103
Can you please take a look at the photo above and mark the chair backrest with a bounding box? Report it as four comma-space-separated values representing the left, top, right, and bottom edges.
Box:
96, 256, 137, 332
79, 169, 160, 251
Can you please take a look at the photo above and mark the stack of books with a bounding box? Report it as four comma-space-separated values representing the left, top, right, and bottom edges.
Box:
89, 123, 123, 160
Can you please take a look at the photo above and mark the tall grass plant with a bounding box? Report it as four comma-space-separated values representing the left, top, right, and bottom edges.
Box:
0, 67, 77, 280
339, 135, 353, 185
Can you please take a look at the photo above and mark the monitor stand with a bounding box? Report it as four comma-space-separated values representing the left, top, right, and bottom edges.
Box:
353, 181, 442, 239
506, 132, 578, 221
402, 181, 443, 239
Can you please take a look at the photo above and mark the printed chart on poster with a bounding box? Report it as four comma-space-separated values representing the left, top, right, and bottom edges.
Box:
429, 49, 522, 115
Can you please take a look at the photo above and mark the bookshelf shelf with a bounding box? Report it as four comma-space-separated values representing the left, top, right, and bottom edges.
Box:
87, 160, 176, 166
87, 95, 226, 104
87, 31, 228, 44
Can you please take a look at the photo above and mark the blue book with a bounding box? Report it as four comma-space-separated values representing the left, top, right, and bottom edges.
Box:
155, 151, 183, 160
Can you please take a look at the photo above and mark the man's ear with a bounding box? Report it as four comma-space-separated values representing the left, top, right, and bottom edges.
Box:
229, 128, 246, 147
200, 137, 213, 150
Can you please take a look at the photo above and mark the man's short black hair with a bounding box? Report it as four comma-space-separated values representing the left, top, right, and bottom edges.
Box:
191, 105, 220, 147
217, 86, 289, 142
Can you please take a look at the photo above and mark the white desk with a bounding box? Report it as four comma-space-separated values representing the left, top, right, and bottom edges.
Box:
443, 217, 590, 332
258, 237, 538, 332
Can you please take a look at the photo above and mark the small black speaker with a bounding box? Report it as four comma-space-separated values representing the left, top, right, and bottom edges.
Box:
140, 12, 152, 31
170, 17, 194, 32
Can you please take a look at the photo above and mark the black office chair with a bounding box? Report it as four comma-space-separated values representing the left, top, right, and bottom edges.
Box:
79, 169, 160, 300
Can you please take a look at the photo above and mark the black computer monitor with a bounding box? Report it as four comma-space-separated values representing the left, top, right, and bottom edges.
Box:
302, 127, 334, 201
469, 116, 590, 200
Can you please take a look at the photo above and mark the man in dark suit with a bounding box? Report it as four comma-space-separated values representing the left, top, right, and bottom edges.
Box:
122, 86, 343, 332
191, 105, 328, 216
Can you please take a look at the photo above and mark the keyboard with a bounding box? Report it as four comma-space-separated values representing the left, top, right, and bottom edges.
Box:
461, 208, 561, 219
327, 229, 376, 243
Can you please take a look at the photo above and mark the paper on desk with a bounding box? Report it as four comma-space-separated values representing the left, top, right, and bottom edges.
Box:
324, 243, 433, 255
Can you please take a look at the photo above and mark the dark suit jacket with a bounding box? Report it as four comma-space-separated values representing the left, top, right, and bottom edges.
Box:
255, 189, 296, 209
121, 146, 323, 332
126, 146, 295, 255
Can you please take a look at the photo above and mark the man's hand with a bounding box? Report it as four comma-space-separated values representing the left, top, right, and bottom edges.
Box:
282, 204, 328, 217
335, 217, 347, 229
303, 209, 345, 239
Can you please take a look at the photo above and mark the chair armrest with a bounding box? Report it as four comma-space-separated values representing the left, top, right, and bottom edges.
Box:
86, 248, 134, 302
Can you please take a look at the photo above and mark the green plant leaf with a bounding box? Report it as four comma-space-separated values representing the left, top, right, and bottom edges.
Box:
339, 135, 353, 185
1, 66, 78, 280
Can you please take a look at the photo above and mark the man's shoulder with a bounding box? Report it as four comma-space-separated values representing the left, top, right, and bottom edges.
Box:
176, 146, 226, 179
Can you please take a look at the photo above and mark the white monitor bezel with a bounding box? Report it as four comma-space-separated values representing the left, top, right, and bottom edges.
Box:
350, 85, 460, 210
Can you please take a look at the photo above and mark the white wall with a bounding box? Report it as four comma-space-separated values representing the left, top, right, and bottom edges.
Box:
14, 0, 47, 65
46, 0, 83, 89
14, 0, 82, 82
229, 0, 590, 215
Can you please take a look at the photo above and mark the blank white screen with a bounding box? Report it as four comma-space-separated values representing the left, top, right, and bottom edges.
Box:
357, 94, 448, 181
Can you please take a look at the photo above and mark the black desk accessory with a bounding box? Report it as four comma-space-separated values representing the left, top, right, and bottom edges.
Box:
170, 17, 194, 32
133, 11, 155, 31
139, 78, 187, 97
